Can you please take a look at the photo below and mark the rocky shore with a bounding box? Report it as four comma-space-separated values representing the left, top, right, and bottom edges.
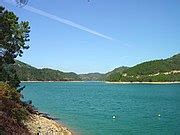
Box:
24, 114, 72, 135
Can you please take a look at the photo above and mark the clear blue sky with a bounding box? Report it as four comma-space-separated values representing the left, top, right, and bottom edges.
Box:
1, 0, 180, 73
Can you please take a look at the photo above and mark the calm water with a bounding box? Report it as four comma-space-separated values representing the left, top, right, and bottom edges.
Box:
21, 82, 180, 135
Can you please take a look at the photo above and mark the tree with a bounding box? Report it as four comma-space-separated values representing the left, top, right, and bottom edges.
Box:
0, 6, 30, 88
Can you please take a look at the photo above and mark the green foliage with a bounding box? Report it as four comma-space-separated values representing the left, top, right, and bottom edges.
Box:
0, 7, 31, 133
106, 66, 128, 81
125, 54, 180, 76
79, 67, 129, 81
106, 54, 180, 82
105, 72, 122, 82
14, 60, 81, 81
0, 63, 20, 87
0, 127, 6, 135
0, 82, 20, 101
0, 83, 30, 134
0, 6, 30, 88
11, 107, 29, 123
0, 83, 29, 121
79, 73, 105, 81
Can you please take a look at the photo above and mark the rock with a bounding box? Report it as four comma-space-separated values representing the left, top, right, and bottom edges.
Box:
24, 114, 72, 135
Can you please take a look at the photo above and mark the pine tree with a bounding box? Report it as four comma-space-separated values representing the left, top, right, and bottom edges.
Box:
0, 6, 30, 88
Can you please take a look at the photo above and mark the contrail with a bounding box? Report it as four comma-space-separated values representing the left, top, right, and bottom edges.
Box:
4, 0, 114, 40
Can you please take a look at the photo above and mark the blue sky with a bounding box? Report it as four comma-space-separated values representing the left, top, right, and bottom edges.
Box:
1, 0, 180, 73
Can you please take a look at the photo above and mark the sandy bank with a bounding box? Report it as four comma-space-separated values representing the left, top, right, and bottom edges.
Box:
106, 81, 180, 84
24, 114, 72, 135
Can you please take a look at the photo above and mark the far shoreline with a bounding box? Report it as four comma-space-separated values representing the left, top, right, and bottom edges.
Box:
105, 81, 180, 84
21, 80, 84, 83
21, 80, 180, 84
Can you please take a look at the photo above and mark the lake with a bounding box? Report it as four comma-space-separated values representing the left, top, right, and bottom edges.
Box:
21, 82, 180, 135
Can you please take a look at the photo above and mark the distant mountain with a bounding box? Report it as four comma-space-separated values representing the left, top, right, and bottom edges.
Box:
14, 53, 180, 82
79, 73, 105, 81
106, 54, 180, 82
79, 67, 129, 81
15, 60, 81, 81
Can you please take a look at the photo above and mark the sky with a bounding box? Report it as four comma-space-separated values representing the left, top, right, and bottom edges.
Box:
1, 0, 180, 74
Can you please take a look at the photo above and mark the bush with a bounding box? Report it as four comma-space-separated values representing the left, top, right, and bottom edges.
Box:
0, 83, 34, 134
0, 83, 29, 122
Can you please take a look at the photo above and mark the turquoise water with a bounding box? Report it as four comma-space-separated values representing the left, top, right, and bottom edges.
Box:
21, 82, 180, 135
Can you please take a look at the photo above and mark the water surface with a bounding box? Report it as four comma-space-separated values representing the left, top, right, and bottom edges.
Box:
21, 82, 180, 135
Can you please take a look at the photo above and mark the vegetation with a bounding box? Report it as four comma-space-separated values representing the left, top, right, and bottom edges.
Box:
124, 54, 180, 76
0, 6, 30, 88
15, 60, 81, 81
119, 73, 180, 82
0, 6, 34, 134
105, 66, 129, 82
79, 67, 128, 81
79, 73, 105, 81
106, 54, 180, 82
0, 83, 33, 134
14, 54, 180, 82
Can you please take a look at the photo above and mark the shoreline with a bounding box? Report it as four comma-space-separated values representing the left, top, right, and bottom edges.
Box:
21, 80, 180, 84
24, 113, 73, 135
105, 81, 180, 84
21, 81, 84, 83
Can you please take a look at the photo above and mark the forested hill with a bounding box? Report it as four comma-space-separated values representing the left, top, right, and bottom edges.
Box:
79, 73, 105, 81
106, 54, 180, 82
15, 60, 81, 81
79, 67, 129, 81
105, 66, 129, 81
14, 53, 180, 82
124, 54, 180, 76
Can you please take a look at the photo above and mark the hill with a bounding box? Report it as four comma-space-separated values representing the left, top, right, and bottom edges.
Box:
79, 67, 129, 81
15, 60, 81, 81
14, 53, 180, 82
105, 66, 129, 81
106, 54, 180, 82
79, 73, 105, 81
